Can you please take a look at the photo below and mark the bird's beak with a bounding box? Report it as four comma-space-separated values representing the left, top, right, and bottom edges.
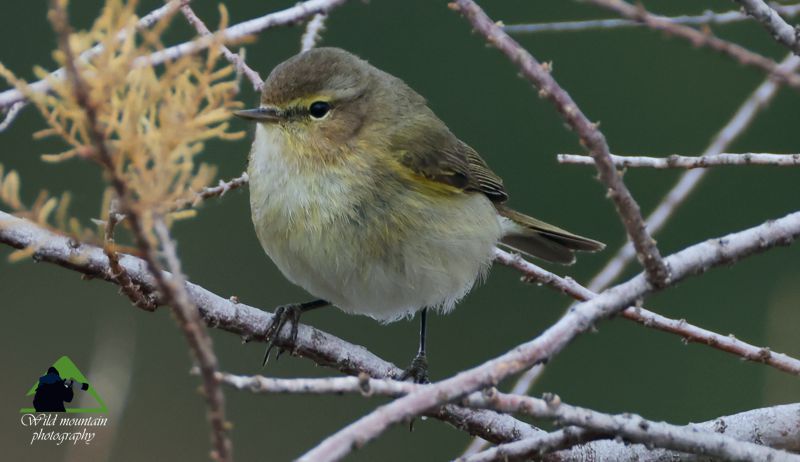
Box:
233, 106, 281, 122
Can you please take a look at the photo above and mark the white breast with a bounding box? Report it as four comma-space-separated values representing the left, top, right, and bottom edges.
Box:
248, 124, 503, 322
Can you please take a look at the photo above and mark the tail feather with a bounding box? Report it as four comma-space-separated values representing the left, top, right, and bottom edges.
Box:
496, 205, 605, 265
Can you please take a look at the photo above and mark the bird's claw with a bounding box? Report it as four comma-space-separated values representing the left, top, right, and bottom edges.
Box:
399, 353, 430, 384
262, 303, 304, 365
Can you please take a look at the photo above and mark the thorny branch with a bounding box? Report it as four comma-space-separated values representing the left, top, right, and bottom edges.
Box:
450, 0, 670, 287
494, 248, 800, 375
558, 152, 800, 168
588, 53, 800, 292
179, 4, 263, 91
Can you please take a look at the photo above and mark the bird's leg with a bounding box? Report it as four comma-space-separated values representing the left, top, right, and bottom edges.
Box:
400, 308, 430, 384
262, 299, 329, 365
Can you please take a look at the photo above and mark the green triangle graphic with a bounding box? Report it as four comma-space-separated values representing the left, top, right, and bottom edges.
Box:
20, 356, 107, 413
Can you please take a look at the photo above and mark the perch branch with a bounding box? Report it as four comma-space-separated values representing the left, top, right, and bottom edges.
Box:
558, 152, 800, 168
504, 3, 800, 33
585, 0, 800, 88
297, 208, 800, 461
588, 53, 800, 291
0, 209, 540, 446
214, 372, 800, 461
450, 0, 669, 287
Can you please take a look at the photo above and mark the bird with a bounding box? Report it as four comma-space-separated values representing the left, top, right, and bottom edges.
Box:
235, 47, 604, 382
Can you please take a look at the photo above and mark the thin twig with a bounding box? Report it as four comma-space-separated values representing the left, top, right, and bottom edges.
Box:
585, 0, 800, 89
0, 0, 348, 110
297, 209, 800, 461
50, 5, 231, 460
735, 0, 800, 55
450, 0, 669, 287
177, 172, 249, 211
300, 13, 328, 52
503, 3, 800, 33
153, 218, 232, 461
587, 53, 800, 292
460, 427, 606, 462
462, 364, 547, 458
103, 200, 157, 310
558, 152, 800, 168
494, 248, 800, 375
0, 209, 540, 446
0, 1, 182, 114
179, 4, 263, 90
0, 101, 25, 132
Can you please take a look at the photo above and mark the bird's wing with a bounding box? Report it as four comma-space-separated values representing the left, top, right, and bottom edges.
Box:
390, 118, 508, 202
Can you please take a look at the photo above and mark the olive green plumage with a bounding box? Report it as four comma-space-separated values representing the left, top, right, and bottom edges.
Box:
245, 47, 603, 266
238, 48, 605, 378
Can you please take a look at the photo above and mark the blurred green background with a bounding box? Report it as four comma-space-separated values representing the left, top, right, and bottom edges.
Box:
2, 1, 799, 460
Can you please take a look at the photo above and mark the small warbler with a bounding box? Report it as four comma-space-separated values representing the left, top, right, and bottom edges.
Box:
236, 48, 603, 381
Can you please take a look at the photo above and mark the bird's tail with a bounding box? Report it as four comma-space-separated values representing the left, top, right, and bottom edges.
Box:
496, 205, 605, 265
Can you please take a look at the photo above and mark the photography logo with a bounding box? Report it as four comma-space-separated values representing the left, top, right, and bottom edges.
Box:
19, 356, 109, 446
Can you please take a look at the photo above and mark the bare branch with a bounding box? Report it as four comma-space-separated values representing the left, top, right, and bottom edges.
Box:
460, 427, 605, 462
585, 0, 800, 89
558, 152, 800, 168
179, 4, 263, 91
0, 0, 181, 115
300, 13, 328, 52
103, 201, 157, 311
494, 248, 800, 376
462, 364, 547, 458
588, 53, 800, 292
504, 3, 800, 33
462, 396, 800, 462
0, 0, 348, 110
0, 209, 540, 446
297, 208, 800, 460
153, 218, 232, 462
176, 172, 249, 211
450, 0, 669, 287
216, 372, 800, 462
735, 0, 800, 55
0, 101, 25, 132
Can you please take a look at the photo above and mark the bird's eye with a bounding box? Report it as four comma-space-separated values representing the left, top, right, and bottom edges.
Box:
309, 101, 331, 119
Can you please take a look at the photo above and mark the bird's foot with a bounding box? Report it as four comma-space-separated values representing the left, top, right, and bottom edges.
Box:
262, 303, 304, 365
399, 352, 430, 384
